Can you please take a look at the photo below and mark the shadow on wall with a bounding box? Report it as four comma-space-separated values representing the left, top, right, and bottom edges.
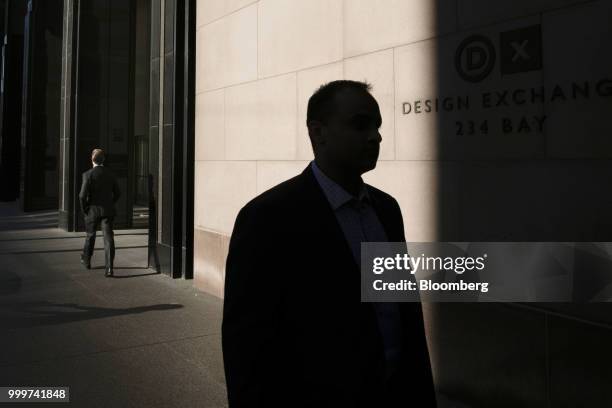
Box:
0, 269, 22, 296
425, 1, 612, 407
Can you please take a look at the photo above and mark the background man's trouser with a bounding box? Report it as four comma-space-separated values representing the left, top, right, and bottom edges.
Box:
83, 214, 115, 269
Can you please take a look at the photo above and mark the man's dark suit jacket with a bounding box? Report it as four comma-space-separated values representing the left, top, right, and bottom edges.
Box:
78, 165, 121, 220
222, 164, 436, 408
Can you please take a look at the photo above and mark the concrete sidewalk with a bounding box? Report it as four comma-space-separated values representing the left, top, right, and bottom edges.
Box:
0, 203, 466, 408
0, 219, 227, 407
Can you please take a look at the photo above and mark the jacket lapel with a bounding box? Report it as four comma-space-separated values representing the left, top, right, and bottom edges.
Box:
298, 165, 359, 274
367, 189, 402, 243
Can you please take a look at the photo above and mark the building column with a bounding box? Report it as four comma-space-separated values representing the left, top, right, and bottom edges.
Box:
148, 0, 194, 278
58, 0, 78, 230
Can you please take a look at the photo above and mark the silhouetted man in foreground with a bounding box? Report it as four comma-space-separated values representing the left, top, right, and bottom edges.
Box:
79, 148, 121, 277
222, 80, 436, 407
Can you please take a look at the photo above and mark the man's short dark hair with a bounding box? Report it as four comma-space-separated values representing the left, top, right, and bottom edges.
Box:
92, 148, 105, 164
306, 80, 372, 126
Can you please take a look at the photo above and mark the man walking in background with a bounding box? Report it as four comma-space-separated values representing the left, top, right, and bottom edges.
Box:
79, 148, 121, 277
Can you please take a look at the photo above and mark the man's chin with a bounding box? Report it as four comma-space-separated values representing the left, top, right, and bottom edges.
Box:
359, 159, 378, 174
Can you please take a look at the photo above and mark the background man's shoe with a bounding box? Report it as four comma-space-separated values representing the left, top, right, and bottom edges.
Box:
80, 255, 91, 269
105, 267, 114, 277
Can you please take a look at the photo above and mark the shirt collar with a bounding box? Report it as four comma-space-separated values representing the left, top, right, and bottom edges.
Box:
93, 163, 103, 167
310, 160, 369, 210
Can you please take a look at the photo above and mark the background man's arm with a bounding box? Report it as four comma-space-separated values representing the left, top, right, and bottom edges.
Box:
222, 205, 280, 407
78, 172, 90, 215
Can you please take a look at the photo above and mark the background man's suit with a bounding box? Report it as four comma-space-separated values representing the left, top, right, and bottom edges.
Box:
222, 164, 436, 408
79, 165, 121, 269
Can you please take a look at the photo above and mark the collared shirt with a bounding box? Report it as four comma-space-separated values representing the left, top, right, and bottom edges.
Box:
310, 160, 403, 377
93, 163, 103, 167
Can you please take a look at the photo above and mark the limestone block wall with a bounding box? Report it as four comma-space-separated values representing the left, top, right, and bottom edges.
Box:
194, 1, 612, 406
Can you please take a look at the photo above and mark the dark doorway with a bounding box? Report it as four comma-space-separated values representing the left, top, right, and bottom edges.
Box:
132, 0, 151, 229
73, 0, 150, 232
0, 0, 26, 202
20, 0, 63, 211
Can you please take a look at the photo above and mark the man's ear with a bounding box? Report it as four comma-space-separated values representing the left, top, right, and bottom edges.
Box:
307, 120, 327, 150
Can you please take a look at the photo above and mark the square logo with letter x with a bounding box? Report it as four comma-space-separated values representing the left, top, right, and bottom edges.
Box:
500, 25, 542, 75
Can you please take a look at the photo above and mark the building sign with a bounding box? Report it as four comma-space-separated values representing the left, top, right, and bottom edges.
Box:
454, 34, 496, 83
396, 20, 612, 160
453, 25, 543, 82
499, 25, 542, 76
401, 78, 611, 134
